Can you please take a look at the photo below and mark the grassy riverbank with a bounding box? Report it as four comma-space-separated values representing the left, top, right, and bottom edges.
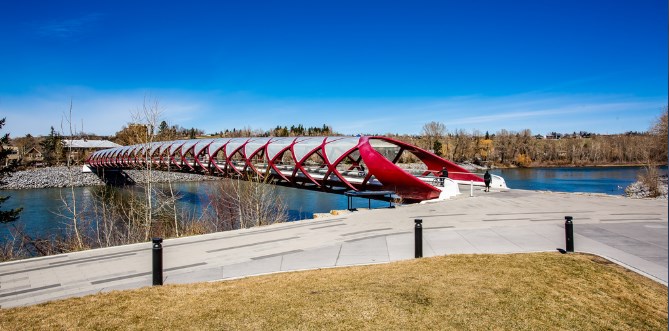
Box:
1, 252, 666, 330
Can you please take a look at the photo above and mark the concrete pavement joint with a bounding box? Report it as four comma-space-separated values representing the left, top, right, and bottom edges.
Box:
344, 232, 411, 243
0, 276, 28, 284
165, 262, 208, 272
0, 254, 68, 268
0, 283, 61, 298
309, 223, 347, 230
0, 254, 130, 277
0, 284, 30, 294
90, 263, 208, 285
340, 228, 393, 236
251, 250, 304, 260
168, 219, 341, 248
410, 213, 466, 218
334, 244, 343, 266
205, 236, 300, 253
610, 213, 662, 216
486, 211, 593, 215
600, 218, 663, 222
91, 272, 151, 285
483, 218, 532, 222
50, 252, 137, 267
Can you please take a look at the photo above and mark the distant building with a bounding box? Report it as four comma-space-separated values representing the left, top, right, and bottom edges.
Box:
63, 139, 121, 162
24, 147, 43, 164
2, 145, 20, 166
546, 132, 562, 140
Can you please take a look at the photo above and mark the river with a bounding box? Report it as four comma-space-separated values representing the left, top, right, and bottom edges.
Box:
0, 166, 665, 240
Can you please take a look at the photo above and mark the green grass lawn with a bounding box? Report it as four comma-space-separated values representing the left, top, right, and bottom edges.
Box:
1, 252, 666, 330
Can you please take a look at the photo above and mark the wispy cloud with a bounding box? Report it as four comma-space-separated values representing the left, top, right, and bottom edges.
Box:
35, 13, 102, 39
0, 87, 202, 136
0, 87, 665, 137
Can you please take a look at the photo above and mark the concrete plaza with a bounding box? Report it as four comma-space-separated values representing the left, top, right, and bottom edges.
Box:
1, 188, 667, 308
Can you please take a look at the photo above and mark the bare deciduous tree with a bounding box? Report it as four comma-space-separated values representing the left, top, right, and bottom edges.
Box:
421, 121, 446, 153
206, 175, 288, 230
59, 100, 85, 250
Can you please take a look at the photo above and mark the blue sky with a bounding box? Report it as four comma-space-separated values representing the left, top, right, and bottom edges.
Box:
0, 0, 666, 137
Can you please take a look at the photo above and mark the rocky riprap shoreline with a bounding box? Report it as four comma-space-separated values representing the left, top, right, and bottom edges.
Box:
625, 175, 668, 199
0, 166, 221, 190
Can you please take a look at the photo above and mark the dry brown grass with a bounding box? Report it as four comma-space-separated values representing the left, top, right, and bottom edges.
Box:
639, 165, 662, 197
1, 253, 666, 330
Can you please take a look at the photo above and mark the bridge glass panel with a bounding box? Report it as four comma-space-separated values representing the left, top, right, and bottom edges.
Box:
181, 140, 199, 154
159, 141, 173, 154
208, 139, 229, 158
225, 139, 247, 156
194, 139, 215, 156
244, 138, 271, 158
336, 149, 367, 181
149, 142, 162, 155
128, 145, 142, 160
112, 148, 124, 164
266, 138, 293, 160
293, 137, 323, 161
324, 137, 360, 163
167, 140, 187, 167
181, 140, 199, 167
193, 139, 215, 168
167, 140, 185, 154
369, 139, 402, 163
246, 138, 271, 173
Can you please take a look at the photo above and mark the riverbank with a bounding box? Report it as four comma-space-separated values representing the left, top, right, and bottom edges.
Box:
625, 175, 669, 199
0, 166, 220, 190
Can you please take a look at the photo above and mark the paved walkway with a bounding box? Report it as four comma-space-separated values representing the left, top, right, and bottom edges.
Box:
0, 188, 666, 308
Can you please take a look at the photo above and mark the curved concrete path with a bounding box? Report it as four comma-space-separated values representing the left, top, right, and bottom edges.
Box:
0, 189, 666, 308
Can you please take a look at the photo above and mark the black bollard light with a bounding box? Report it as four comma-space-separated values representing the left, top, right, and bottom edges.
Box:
415, 219, 423, 258
565, 216, 574, 253
152, 238, 163, 286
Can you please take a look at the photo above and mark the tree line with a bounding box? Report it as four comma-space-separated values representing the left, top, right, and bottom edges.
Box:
390, 110, 667, 167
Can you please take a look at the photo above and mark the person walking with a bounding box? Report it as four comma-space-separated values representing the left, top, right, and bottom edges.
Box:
484, 170, 492, 192
439, 167, 448, 187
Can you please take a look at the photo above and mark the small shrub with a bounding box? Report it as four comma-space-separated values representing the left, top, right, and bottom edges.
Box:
639, 165, 660, 198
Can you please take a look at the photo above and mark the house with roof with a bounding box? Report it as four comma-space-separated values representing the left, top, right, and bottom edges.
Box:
24, 146, 44, 164
63, 139, 121, 163
1, 145, 20, 166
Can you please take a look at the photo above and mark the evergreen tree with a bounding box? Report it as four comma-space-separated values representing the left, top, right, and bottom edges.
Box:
40, 126, 63, 165
0, 118, 22, 223
433, 140, 443, 156
158, 120, 169, 134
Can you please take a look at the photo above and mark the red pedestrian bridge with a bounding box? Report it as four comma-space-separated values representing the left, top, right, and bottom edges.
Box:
86, 136, 502, 202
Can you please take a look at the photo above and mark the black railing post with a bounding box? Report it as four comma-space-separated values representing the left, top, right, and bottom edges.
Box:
415, 219, 423, 258
152, 238, 163, 286
565, 216, 574, 253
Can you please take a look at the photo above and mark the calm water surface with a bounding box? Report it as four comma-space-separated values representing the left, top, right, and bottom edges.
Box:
490, 166, 666, 194
1, 166, 665, 239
